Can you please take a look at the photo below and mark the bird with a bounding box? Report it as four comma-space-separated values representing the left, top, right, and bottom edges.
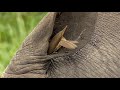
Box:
48, 25, 78, 54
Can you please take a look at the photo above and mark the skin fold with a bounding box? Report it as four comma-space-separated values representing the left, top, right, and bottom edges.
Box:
2, 12, 120, 78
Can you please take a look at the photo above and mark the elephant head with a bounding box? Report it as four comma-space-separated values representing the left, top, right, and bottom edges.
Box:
2, 12, 120, 78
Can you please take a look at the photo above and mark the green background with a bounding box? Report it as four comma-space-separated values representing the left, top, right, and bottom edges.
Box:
0, 12, 47, 76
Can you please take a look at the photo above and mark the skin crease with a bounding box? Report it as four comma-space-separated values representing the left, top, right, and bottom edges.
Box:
3, 12, 120, 78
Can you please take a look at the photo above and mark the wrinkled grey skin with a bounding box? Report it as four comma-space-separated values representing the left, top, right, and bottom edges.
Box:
2, 12, 120, 78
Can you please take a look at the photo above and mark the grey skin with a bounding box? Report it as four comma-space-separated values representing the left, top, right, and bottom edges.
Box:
2, 12, 120, 78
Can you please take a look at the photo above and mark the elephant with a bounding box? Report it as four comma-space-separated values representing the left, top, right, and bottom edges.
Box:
2, 12, 120, 78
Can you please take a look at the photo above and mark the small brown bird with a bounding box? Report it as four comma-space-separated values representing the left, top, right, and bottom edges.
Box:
48, 26, 78, 54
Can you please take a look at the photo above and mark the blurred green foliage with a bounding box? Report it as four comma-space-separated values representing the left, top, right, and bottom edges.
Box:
0, 12, 47, 76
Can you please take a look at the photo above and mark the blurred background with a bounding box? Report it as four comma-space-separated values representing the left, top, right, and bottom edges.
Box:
0, 12, 47, 76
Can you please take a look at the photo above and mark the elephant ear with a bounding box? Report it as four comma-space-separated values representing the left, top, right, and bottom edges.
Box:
48, 12, 120, 78
2, 12, 58, 78
47, 12, 98, 78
